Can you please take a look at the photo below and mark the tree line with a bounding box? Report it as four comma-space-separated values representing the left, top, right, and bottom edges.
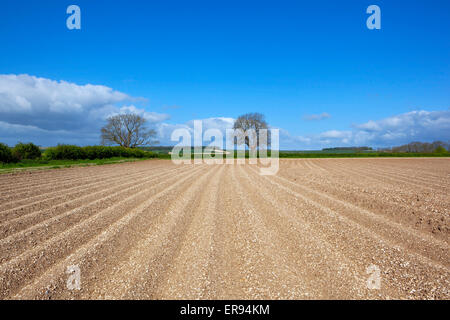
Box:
381, 141, 449, 153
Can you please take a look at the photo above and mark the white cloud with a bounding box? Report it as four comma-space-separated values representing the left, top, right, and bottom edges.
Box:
0, 74, 131, 120
0, 74, 169, 146
0, 121, 100, 146
113, 105, 170, 123
286, 110, 450, 149
186, 117, 235, 132
319, 130, 351, 139
156, 117, 235, 146
156, 110, 450, 149
303, 112, 331, 121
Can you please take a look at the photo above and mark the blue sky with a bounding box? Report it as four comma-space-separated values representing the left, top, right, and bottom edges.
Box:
0, 0, 449, 149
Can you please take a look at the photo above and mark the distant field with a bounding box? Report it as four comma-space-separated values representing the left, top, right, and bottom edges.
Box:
278, 151, 450, 158
143, 146, 450, 158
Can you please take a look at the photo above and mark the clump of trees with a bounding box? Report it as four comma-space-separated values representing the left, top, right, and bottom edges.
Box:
12, 142, 42, 160
0, 142, 42, 163
0, 143, 14, 163
101, 113, 158, 148
434, 145, 447, 153
387, 141, 449, 153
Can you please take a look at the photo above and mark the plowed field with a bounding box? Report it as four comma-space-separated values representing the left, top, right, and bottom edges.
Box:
0, 158, 448, 299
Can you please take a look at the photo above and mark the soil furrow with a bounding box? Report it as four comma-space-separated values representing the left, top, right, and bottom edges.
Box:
1, 164, 202, 299
0, 163, 167, 211
248, 166, 449, 299
12, 165, 213, 299
0, 158, 448, 300
0, 165, 191, 263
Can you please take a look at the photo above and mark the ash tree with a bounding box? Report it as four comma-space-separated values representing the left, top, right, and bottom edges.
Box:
101, 113, 158, 148
232, 112, 270, 151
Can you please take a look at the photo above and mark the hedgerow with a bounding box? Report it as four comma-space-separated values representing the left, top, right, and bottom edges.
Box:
0, 143, 14, 163
43, 145, 156, 160
12, 142, 42, 160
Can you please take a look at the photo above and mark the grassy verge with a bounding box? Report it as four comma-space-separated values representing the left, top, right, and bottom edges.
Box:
0, 157, 150, 174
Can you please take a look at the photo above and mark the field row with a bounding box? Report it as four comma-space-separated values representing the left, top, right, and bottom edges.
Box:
0, 159, 448, 299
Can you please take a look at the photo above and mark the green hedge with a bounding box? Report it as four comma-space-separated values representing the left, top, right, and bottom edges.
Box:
44, 145, 156, 160
0, 143, 14, 163
12, 142, 42, 161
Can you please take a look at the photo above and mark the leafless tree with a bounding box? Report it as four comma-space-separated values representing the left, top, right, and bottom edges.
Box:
390, 141, 449, 153
232, 112, 270, 150
101, 113, 158, 148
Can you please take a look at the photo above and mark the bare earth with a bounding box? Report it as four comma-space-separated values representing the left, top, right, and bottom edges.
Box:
0, 158, 448, 300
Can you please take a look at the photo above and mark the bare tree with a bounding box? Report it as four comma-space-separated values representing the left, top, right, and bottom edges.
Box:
390, 141, 449, 153
232, 112, 270, 150
101, 113, 158, 148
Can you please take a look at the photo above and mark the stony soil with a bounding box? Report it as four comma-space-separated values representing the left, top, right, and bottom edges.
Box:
0, 158, 448, 299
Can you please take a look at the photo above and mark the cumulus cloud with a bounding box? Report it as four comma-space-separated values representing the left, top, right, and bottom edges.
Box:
154, 110, 450, 150
113, 105, 170, 123
0, 74, 169, 146
0, 74, 231, 147
0, 74, 132, 129
286, 110, 450, 149
351, 110, 450, 146
303, 112, 331, 121
319, 130, 351, 140
276, 128, 311, 150
186, 117, 235, 132
0, 121, 100, 146
156, 117, 235, 146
